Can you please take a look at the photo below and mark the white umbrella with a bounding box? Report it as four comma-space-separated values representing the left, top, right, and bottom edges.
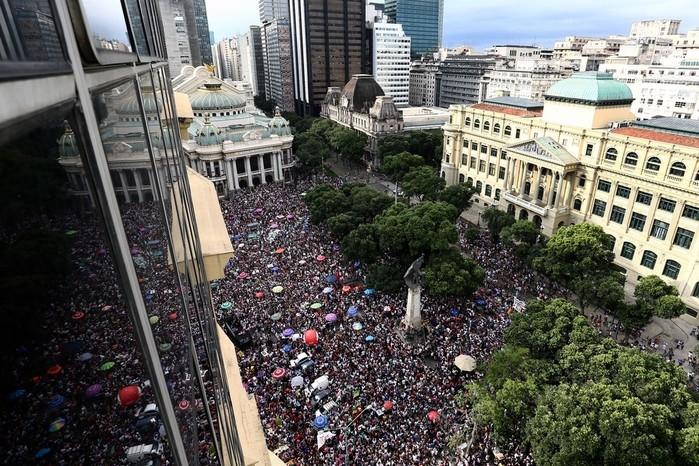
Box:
454, 355, 476, 372
291, 375, 304, 388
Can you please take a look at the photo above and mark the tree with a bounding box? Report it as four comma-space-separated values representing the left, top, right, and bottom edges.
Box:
424, 249, 484, 297
378, 134, 409, 158
501, 220, 539, 246
341, 223, 380, 263
284, 114, 316, 133
481, 208, 515, 241
407, 130, 443, 167
305, 187, 348, 223
254, 96, 276, 115
634, 275, 685, 320
400, 166, 445, 200
366, 263, 404, 292
295, 134, 329, 172
327, 213, 361, 239
382, 151, 425, 182
437, 182, 476, 212
308, 118, 336, 142
328, 127, 367, 163
347, 186, 392, 223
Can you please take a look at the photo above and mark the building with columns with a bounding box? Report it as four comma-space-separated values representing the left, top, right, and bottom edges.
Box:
441, 72, 699, 316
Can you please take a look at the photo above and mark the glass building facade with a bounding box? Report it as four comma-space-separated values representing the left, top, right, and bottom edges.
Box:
0, 1, 244, 465
385, 0, 444, 59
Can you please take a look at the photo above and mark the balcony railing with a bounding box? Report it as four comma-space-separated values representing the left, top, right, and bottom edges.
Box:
503, 191, 549, 216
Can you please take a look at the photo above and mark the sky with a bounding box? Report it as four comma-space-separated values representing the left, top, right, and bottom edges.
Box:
205, 0, 699, 50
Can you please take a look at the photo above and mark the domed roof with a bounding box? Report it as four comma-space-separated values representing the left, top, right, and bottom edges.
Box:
57, 122, 79, 157
268, 107, 291, 136
545, 72, 633, 106
341, 74, 385, 112
196, 114, 221, 146
117, 92, 161, 115
190, 81, 246, 111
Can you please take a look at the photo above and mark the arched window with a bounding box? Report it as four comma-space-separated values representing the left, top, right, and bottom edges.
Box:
645, 156, 661, 171
467, 177, 474, 185
495, 189, 501, 200
573, 198, 582, 210
459, 173, 465, 183
483, 121, 490, 131
641, 250, 657, 269
620, 242, 636, 260
605, 148, 618, 161
624, 152, 638, 166
504, 125, 512, 136
474, 119, 480, 129
663, 259, 681, 279
670, 162, 686, 177
578, 175, 586, 187
465, 117, 471, 126
493, 123, 501, 133
475, 180, 482, 193
485, 184, 492, 196
695, 170, 699, 182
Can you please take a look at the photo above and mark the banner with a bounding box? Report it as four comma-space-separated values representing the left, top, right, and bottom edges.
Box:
317, 431, 336, 449
513, 297, 526, 313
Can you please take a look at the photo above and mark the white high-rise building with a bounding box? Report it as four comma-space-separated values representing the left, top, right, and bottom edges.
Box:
239, 27, 264, 96
213, 37, 241, 81
630, 19, 681, 39
372, 20, 411, 107
258, 0, 289, 23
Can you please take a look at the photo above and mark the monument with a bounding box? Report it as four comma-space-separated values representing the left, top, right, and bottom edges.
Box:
403, 254, 425, 331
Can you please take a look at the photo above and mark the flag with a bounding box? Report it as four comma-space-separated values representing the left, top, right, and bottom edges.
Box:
513, 297, 526, 313
317, 431, 336, 449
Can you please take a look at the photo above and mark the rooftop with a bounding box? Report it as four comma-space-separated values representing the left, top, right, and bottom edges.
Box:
611, 127, 699, 149
484, 96, 544, 110
633, 117, 699, 137
544, 72, 634, 106
470, 102, 543, 118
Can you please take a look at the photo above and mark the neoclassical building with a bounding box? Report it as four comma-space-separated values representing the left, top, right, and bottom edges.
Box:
321, 74, 403, 165
59, 66, 294, 204
441, 72, 699, 315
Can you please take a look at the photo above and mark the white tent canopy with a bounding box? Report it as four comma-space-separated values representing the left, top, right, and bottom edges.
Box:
454, 355, 477, 372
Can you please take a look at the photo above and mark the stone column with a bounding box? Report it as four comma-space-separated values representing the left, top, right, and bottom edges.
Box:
505, 157, 514, 191
259, 155, 266, 184
565, 173, 575, 207
404, 286, 422, 330
224, 159, 234, 192
245, 157, 253, 186
271, 152, 279, 182
546, 171, 558, 208
232, 159, 240, 189
533, 165, 543, 199
519, 161, 528, 194
134, 170, 144, 203
119, 171, 130, 203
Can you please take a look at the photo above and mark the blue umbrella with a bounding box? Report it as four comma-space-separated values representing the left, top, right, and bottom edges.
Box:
272, 266, 280, 273
282, 344, 292, 353
353, 261, 361, 268
475, 298, 486, 307
313, 415, 328, 429
365, 335, 375, 342
325, 275, 336, 283
347, 306, 358, 317
47, 394, 65, 409
450, 309, 459, 317
8, 389, 26, 401
35, 448, 51, 459
78, 352, 93, 362
364, 288, 375, 296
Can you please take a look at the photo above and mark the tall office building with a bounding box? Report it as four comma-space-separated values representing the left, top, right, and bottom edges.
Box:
193, 0, 213, 64
385, 0, 444, 59
159, 0, 212, 75
239, 26, 266, 97
372, 21, 411, 107
289, 0, 367, 116
261, 19, 294, 111
213, 37, 242, 80
258, 0, 289, 23
439, 54, 502, 107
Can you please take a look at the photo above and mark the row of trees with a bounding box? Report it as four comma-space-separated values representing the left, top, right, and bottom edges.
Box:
304, 181, 484, 297
378, 130, 444, 168
292, 118, 368, 173
468, 298, 699, 465
480, 209, 685, 333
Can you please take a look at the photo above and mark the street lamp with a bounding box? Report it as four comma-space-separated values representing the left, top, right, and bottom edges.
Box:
330, 403, 375, 465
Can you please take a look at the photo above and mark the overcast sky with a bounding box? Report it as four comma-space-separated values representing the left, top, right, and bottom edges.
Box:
205, 0, 699, 50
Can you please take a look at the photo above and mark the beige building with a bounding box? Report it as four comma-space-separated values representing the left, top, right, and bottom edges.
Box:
441, 72, 699, 315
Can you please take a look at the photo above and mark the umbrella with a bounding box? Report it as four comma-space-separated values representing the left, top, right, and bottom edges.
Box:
291, 375, 304, 388
35, 448, 52, 459
78, 352, 93, 362
255, 291, 265, 298
303, 329, 319, 346
149, 315, 159, 325
168, 312, 178, 321
101, 305, 113, 311
282, 344, 292, 353
383, 400, 394, 411
342, 285, 351, 293
364, 288, 375, 296
383, 305, 391, 312
272, 286, 284, 294
72, 311, 85, 321
325, 313, 337, 322
47, 365, 62, 376
313, 415, 328, 429
282, 328, 295, 338
272, 367, 286, 379
272, 266, 280, 273
286, 214, 294, 219
454, 355, 477, 372
428, 410, 440, 422
159, 342, 172, 352
8, 389, 26, 401
48, 418, 66, 432
118, 385, 141, 407
238, 272, 249, 279
275, 248, 285, 254
255, 208, 263, 213
325, 275, 336, 283
352, 322, 363, 331
85, 384, 102, 398
365, 335, 375, 342
220, 302, 232, 310
47, 394, 65, 409
316, 255, 326, 262
178, 400, 190, 410
450, 308, 459, 317
270, 312, 282, 321
310, 302, 323, 310
347, 306, 358, 317
99, 361, 115, 371
298, 260, 307, 265
270, 223, 279, 228
65, 230, 78, 236
322, 287, 333, 294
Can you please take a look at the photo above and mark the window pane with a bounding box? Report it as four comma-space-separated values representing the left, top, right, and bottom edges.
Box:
80, 0, 134, 54
3, 0, 66, 62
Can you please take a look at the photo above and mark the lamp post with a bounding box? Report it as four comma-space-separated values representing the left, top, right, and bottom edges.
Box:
331, 403, 375, 466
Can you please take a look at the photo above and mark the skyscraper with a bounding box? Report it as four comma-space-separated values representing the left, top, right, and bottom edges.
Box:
385, 0, 444, 59
262, 18, 294, 110
239, 26, 266, 97
372, 20, 411, 107
192, 0, 212, 64
159, 0, 212, 75
289, 0, 367, 116
258, 0, 289, 23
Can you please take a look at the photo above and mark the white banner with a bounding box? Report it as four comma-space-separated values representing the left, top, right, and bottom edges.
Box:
317, 431, 336, 449
513, 297, 526, 313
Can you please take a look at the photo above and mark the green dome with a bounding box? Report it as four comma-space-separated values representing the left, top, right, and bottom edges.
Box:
190, 82, 246, 111
57, 122, 79, 157
268, 107, 291, 136
117, 92, 161, 115
196, 115, 221, 146
545, 72, 633, 106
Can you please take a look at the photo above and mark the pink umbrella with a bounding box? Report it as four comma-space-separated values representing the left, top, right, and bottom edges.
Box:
325, 313, 337, 322
272, 367, 286, 379
255, 291, 265, 298
85, 384, 102, 398
342, 285, 351, 293
270, 223, 279, 228
316, 255, 326, 262
428, 410, 439, 423
286, 214, 294, 219
178, 400, 190, 410
254, 208, 263, 213
72, 312, 85, 321
238, 272, 249, 279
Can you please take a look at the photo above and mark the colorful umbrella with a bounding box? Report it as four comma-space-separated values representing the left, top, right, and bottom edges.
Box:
159, 342, 172, 352
101, 305, 113, 311
352, 322, 363, 331
450, 308, 459, 317
282, 328, 294, 338
282, 344, 292, 353
454, 355, 477, 372
286, 214, 294, 219
272, 367, 286, 379
178, 400, 190, 410
313, 415, 328, 429
363, 288, 375, 296
347, 306, 358, 317
8, 389, 26, 401
325, 313, 337, 322
47, 365, 62, 376
220, 302, 232, 310
365, 335, 375, 342
322, 287, 333, 294
316, 255, 326, 262
255, 291, 265, 298
303, 329, 319, 346
48, 418, 66, 432
428, 410, 440, 422
325, 275, 336, 283
168, 312, 178, 321
149, 315, 159, 325
310, 302, 323, 310
270, 223, 279, 228
99, 361, 115, 372
291, 375, 304, 388
383, 400, 394, 411
72, 312, 85, 321
270, 312, 282, 321
35, 448, 52, 459
117, 385, 141, 407
275, 248, 285, 254
85, 384, 102, 398
255, 208, 263, 213
272, 286, 284, 294
47, 394, 65, 409
383, 305, 391, 312
65, 230, 78, 236
238, 272, 249, 279
342, 285, 351, 293
78, 352, 93, 362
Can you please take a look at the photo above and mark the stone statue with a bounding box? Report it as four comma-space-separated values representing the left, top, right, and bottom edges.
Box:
403, 254, 425, 290
403, 254, 425, 331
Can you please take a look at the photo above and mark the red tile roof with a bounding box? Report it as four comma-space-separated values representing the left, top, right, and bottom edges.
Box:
470, 103, 542, 118
612, 127, 699, 149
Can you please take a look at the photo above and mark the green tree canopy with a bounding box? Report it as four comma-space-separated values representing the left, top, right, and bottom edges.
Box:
400, 166, 445, 199
347, 186, 393, 223
382, 151, 425, 181
305, 185, 348, 223
436, 182, 475, 212
481, 208, 516, 241
328, 126, 367, 163
501, 220, 539, 246
308, 118, 336, 142
424, 248, 484, 297
634, 275, 685, 320
341, 223, 380, 264
326, 212, 361, 239
295, 134, 328, 172
366, 262, 404, 292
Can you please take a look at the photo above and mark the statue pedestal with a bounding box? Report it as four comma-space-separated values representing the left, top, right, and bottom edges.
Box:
403, 286, 422, 330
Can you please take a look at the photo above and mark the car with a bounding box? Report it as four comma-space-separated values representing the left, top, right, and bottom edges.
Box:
312, 388, 332, 408
126, 443, 163, 464
134, 404, 159, 433
314, 400, 338, 418
290, 352, 314, 372
305, 375, 330, 398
